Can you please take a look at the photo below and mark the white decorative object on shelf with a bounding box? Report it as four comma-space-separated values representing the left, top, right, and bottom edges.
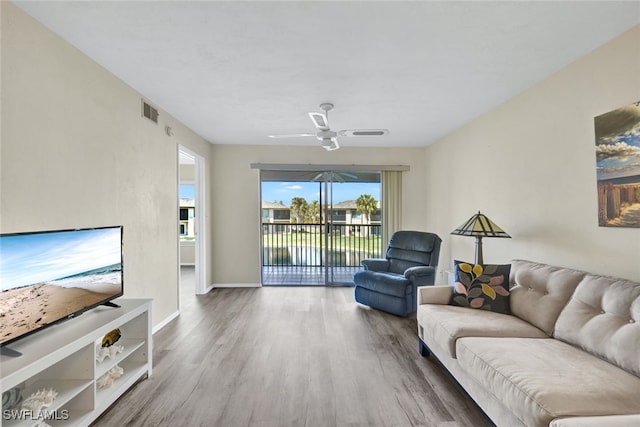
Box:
95, 344, 124, 362
21, 388, 58, 416
2, 386, 23, 410
97, 365, 124, 389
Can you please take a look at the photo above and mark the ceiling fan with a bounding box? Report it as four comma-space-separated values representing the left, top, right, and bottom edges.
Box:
268, 103, 389, 151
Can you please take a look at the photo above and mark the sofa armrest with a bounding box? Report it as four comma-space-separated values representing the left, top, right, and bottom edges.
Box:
418, 286, 453, 305
404, 266, 436, 286
361, 258, 389, 271
550, 415, 640, 427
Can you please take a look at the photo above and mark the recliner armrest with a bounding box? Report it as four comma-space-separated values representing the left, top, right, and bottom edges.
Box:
418, 286, 453, 305
361, 258, 390, 271
404, 266, 436, 286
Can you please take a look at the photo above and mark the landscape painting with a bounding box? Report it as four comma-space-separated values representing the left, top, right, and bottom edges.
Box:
594, 100, 640, 227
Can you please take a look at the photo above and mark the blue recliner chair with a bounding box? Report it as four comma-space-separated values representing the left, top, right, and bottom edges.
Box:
353, 231, 442, 317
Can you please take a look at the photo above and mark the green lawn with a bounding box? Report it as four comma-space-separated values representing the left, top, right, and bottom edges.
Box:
262, 232, 381, 251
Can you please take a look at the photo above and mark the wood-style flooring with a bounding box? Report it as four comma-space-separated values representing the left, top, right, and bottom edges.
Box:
93, 267, 492, 427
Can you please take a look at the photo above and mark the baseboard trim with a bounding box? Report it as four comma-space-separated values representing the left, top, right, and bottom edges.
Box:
200, 283, 215, 294
152, 310, 180, 335
213, 282, 261, 288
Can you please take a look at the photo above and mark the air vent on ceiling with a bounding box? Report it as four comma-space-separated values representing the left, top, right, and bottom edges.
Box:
141, 100, 159, 124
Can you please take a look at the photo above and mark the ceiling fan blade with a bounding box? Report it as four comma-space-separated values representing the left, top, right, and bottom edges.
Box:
339, 172, 358, 180
268, 133, 316, 138
309, 112, 330, 131
321, 137, 340, 151
338, 129, 389, 137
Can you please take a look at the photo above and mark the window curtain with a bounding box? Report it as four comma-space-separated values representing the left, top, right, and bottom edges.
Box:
381, 171, 402, 252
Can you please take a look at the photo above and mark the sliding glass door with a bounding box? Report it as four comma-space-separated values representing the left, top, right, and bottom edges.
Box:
260, 169, 382, 286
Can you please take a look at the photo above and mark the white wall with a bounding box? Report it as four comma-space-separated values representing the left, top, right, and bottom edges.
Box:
1, 3, 212, 327
425, 25, 640, 283
179, 163, 196, 181
210, 145, 427, 285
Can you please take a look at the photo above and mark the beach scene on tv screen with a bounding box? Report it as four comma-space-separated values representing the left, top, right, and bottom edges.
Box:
0, 227, 122, 345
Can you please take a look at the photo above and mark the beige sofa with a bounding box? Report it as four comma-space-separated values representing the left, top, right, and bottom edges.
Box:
417, 259, 640, 427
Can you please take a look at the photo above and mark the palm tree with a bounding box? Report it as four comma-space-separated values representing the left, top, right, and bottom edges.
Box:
356, 194, 378, 224
290, 197, 308, 224
306, 200, 320, 223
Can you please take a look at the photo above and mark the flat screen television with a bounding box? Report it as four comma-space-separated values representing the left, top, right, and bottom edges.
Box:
0, 226, 123, 354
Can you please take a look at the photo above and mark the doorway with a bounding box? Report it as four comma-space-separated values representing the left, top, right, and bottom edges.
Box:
178, 146, 206, 303
260, 169, 382, 286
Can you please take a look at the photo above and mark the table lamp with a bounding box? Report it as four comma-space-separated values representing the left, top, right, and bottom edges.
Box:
451, 211, 511, 264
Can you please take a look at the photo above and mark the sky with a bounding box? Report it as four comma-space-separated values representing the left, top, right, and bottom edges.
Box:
180, 184, 195, 199
261, 181, 380, 205
595, 102, 640, 181
0, 227, 122, 290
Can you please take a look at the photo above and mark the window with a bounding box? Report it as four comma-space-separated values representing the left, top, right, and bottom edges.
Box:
273, 210, 290, 220
179, 185, 195, 241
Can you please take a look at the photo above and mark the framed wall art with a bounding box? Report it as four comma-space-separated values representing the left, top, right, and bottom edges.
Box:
594, 100, 640, 227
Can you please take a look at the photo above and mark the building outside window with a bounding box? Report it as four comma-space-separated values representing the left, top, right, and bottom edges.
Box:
179, 185, 196, 241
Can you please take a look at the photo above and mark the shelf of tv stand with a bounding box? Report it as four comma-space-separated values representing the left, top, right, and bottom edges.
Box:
2, 379, 93, 427
95, 338, 145, 379
0, 299, 152, 427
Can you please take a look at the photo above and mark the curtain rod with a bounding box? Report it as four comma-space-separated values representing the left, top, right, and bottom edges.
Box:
250, 163, 410, 172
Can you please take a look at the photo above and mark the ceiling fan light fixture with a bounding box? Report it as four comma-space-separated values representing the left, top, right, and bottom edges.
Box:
320, 138, 333, 147
322, 138, 340, 151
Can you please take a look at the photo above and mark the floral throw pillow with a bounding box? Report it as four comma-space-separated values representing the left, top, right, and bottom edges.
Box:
451, 261, 511, 314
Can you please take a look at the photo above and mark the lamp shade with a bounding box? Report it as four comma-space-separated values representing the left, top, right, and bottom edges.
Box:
451, 211, 511, 238
451, 212, 510, 264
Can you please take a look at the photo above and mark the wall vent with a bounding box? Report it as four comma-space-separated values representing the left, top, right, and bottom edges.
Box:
141, 100, 159, 124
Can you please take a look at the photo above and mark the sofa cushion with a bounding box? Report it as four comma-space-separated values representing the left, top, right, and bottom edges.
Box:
416, 304, 547, 358
554, 273, 640, 377
451, 261, 511, 314
550, 414, 640, 427
456, 337, 640, 427
509, 260, 587, 335
353, 270, 410, 298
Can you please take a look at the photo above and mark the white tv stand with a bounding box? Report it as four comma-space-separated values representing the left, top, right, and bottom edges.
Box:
0, 299, 152, 427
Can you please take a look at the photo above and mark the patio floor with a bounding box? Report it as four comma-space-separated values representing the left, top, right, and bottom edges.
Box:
262, 265, 362, 286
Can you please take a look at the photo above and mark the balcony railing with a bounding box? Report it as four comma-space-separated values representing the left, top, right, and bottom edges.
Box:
262, 223, 383, 267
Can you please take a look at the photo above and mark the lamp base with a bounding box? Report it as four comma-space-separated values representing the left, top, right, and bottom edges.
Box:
475, 236, 484, 265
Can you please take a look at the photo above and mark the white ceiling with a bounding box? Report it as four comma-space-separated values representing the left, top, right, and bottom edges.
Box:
14, 1, 640, 149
